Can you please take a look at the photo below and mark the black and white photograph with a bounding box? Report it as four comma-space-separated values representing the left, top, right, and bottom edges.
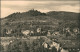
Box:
0, 0, 80, 52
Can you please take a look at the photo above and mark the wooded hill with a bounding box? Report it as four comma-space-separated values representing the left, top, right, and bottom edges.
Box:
1, 9, 80, 36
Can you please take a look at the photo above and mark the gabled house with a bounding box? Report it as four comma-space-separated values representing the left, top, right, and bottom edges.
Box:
21, 30, 30, 36
42, 39, 60, 52
42, 42, 48, 48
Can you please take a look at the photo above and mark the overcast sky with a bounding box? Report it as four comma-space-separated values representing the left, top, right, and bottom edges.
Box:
1, 1, 80, 18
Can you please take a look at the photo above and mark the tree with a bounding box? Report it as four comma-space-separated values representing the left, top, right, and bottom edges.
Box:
2, 29, 7, 36
0, 45, 4, 52
6, 40, 30, 52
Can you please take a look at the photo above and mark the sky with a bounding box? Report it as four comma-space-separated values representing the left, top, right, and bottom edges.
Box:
1, 1, 80, 18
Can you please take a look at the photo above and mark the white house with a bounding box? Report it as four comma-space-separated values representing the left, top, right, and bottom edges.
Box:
73, 28, 79, 33
37, 28, 41, 33
42, 42, 48, 48
21, 30, 30, 36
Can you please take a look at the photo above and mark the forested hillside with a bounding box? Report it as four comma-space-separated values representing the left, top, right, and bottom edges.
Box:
1, 9, 80, 36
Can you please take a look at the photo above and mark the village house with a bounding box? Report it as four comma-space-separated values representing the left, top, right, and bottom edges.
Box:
73, 28, 79, 33
42, 40, 61, 52
47, 31, 51, 36
37, 28, 41, 33
65, 27, 70, 32
47, 30, 54, 36
61, 48, 69, 52
52, 31, 60, 36
30, 31, 34, 34
29, 30, 34, 36
6, 29, 12, 34
50, 41, 60, 51
41, 31, 47, 36
21, 30, 30, 36
42, 42, 48, 48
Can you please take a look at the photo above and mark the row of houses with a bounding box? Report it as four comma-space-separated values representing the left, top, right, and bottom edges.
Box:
3, 27, 80, 37
5, 29, 59, 36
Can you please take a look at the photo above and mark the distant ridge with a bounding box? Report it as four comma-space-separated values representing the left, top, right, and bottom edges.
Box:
3, 9, 79, 21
